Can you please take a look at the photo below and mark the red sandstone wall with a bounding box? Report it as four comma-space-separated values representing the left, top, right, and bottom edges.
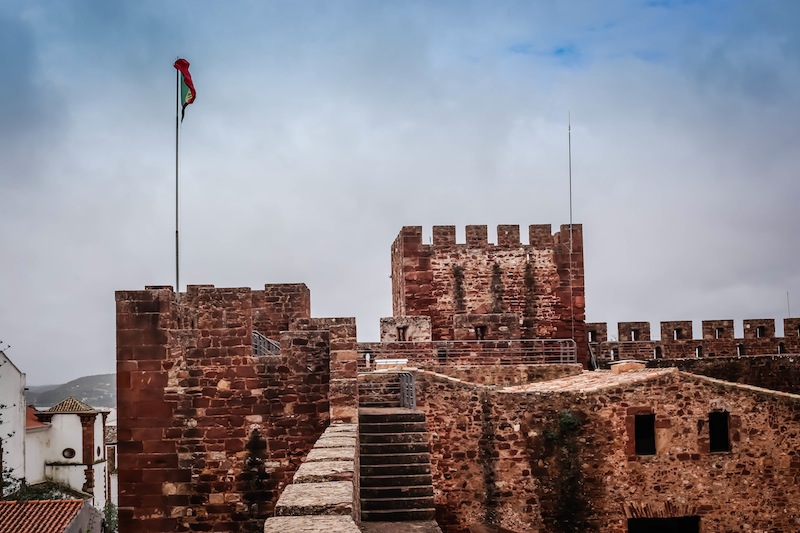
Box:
116, 286, 339, 533
415, 369, 800, 532
390, 225, 586, 364
588, 318, 800, 365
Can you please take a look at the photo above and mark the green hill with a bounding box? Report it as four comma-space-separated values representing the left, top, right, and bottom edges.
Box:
26, 373, 115, 409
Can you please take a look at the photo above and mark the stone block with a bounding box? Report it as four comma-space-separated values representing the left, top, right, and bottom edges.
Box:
274, 481, 353, 516
293, 460, 354, 483
263, 516, 360, 533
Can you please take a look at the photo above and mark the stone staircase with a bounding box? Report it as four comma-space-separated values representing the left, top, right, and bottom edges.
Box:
359, 407, 436, 522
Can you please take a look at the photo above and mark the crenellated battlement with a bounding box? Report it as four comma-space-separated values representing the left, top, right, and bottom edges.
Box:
587, 317, 800, 363
394, 224, 583, 251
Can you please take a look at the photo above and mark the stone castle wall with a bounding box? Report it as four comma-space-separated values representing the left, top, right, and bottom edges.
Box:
414, 368, 800, 532
116, 285, 357, 533
390, 225, 586, 364
588, 318, 800, 364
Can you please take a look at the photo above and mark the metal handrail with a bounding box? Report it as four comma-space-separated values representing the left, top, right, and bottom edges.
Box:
252, 331, 280, 356
357, 338, 577, 369
398, 372, 416, 409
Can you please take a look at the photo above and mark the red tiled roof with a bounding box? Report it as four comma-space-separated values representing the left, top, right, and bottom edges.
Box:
0, 499, 84, 533
26, 406, 49, 430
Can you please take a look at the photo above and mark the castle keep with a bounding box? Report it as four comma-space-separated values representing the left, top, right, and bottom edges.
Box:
116, 224, 800, 533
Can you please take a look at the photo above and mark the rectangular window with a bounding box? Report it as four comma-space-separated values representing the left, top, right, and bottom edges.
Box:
475, 325, 487, 340
634, 414, 656, 455
715, 327, 723, 339
673, 328, 682, 340
588, 330, 597, 343
709, 411, 730, 453
631, 329, 639, 341
756, 326, 765, 338
396, 326, 408, 341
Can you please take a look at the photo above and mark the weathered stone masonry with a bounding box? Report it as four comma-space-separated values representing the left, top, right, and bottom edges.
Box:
390, 225, 586, 364
116, 285, 357, 532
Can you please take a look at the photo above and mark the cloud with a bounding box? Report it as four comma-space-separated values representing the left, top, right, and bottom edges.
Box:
1, 0, 800, 384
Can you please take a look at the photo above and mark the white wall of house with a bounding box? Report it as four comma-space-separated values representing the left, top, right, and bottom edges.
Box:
0, 351, 26, 494
24, 426, 49, 484
44, 413, 84, 465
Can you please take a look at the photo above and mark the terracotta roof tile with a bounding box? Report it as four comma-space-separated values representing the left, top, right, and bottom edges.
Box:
0, 499, 84, 533
25, 406, 49, 429
47, 396, 96, 413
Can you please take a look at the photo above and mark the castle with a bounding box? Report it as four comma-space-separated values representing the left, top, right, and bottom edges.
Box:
116, 224, 800, 532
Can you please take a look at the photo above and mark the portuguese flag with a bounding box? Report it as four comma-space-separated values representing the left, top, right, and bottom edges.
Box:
173, 58, 196, 121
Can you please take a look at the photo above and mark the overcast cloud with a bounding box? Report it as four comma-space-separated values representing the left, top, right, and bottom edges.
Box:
2, 0, 799, 385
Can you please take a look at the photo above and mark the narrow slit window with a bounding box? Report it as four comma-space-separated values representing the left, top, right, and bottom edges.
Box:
673, 328, 682, 340
611, 348, 619, 361
695, 346, 703, 358
654, 346, 662, 359
396, 326, 408, 341
588, 330, 597, 343
631, 329, 639, 341
779, 342, 786, 354
737, 344, 744, 357
756, 326, 765, 338
709, 411, 730, 453
715, 327, 723, 339
634, 414, 656, 455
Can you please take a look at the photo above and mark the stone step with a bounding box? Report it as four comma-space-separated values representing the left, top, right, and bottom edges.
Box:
360, 441, 430, 455
360, 473, 433, 488
359, 409, 425, 424
359, 452, 431, 465
361, 463, 431, 476
360, 485, 434, 499
360, 432, 429, 444
361, 508, 437, 522
359, 402, 403, 409
361, 496, 436, 511
359, 421, 428, 434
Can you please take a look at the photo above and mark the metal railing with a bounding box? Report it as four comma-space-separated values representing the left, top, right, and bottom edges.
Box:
252, 331, 281, 356
357, 338, 577, 369
398, 372, 416, 409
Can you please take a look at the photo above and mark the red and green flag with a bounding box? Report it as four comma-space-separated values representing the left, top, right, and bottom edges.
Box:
173, 58, 196, 121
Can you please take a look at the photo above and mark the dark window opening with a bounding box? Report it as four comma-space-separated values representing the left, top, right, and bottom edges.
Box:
737, 344, 744, 357
654, 346, 662, 359
756, 325, 765, 338
709, 411, 730, 453
62, 448, 76, 459
396, 326, 408, 341
631, 329, 639, 341
797, 325, 800, 337
588, 330, 597, 343
673, 328, 683, 340
628, 516, 700, 533
779, 342, 787, 354
715, 327, 723, 339
611, 348, 619, 361
695, 345, 703, 358
634, 413, 656, 455
475, 325, 487, 340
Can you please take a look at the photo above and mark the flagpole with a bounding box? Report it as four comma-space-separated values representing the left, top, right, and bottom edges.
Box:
568, 113, 574, 344
175, 63, 181, 302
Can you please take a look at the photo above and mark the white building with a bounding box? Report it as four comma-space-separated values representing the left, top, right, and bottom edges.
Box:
0, 350, 25, 496
26, 397, 108, 509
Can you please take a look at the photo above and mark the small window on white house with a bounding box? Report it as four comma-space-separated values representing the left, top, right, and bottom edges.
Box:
63, 448, 76, 459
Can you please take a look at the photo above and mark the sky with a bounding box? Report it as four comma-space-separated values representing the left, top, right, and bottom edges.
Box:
1, 0, 799, 385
